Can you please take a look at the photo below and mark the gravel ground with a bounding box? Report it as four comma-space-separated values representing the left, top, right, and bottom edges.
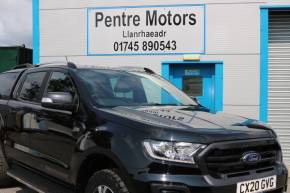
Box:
0, 187, 36, 193
0, 181, 36, 193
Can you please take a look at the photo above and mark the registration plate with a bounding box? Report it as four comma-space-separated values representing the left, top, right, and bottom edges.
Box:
236, 175, 277, 193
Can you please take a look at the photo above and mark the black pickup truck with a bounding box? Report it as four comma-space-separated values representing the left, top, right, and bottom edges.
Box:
0, 62, 288, 193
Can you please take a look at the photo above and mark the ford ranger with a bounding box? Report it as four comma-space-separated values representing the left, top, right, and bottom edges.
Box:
0, 62, 288, 193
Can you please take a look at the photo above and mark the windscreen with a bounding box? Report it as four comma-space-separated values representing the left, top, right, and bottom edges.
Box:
77, 69, 197, 107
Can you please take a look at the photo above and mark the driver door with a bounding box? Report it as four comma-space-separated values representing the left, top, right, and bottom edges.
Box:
28, 70, 79, 181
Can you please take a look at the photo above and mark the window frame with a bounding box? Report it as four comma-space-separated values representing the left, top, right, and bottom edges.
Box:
43, 70, 79, 107
15, 71, 49, 104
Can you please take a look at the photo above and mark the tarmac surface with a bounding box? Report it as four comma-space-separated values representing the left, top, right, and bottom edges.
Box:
0, 180, 290, 193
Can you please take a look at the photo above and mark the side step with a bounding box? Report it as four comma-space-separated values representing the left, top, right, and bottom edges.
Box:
7, 164, 74, 193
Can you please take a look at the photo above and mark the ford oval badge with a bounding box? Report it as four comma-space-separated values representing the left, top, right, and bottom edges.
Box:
241, 152, 261, 164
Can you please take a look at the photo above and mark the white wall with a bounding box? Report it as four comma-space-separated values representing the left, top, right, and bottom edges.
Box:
38, 0, 290, 119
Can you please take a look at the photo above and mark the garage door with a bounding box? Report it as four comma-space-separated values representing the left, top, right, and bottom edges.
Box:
268, 11, 290, 163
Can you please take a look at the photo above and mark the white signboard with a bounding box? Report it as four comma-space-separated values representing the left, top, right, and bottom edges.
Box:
87, 4, 205, 56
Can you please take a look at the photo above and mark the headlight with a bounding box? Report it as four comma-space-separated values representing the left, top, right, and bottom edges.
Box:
143, 140, 206, 164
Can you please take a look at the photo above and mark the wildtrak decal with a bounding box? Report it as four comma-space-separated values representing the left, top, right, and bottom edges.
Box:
142, 109, 186, 122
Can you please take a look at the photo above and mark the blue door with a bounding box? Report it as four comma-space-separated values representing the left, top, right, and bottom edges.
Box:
170, 64, 215, 111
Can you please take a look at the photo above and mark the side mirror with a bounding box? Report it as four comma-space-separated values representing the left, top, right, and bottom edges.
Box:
41, 92, 77, 112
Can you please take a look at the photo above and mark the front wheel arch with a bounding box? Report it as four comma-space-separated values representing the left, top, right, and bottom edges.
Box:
75, 153, 134, 193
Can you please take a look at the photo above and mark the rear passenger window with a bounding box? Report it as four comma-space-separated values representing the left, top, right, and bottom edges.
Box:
19, 72, 46, 102
0, 72, 20, 99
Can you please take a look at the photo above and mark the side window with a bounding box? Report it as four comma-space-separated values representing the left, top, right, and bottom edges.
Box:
47, 72, 76, 97
0, 72, 20, 99
19, 72, 47, 102
111, 76, 147, 103
110, 77, 134, 99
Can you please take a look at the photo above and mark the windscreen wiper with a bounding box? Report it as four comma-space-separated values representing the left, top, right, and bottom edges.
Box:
183, 105, 210, 112
142, 103, 179, 106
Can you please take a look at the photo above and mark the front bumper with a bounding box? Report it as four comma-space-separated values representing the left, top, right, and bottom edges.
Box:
131, 164, 288, 193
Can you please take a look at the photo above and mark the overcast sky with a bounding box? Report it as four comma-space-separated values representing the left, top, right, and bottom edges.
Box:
0, 0, 32, 48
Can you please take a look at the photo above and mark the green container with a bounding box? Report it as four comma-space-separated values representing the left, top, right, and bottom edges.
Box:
0, 46, 32, 73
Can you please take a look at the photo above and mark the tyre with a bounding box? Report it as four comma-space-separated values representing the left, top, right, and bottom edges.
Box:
85, 169, 130, 193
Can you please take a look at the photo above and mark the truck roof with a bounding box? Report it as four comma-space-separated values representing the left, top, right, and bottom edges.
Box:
5, 62, 156, 74
0, 68, 27, 74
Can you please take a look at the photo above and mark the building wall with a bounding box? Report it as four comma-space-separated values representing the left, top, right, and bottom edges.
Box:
38, 0, 290, 119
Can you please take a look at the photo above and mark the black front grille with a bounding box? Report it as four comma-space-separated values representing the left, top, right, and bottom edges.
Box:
201, 139, 280, 178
